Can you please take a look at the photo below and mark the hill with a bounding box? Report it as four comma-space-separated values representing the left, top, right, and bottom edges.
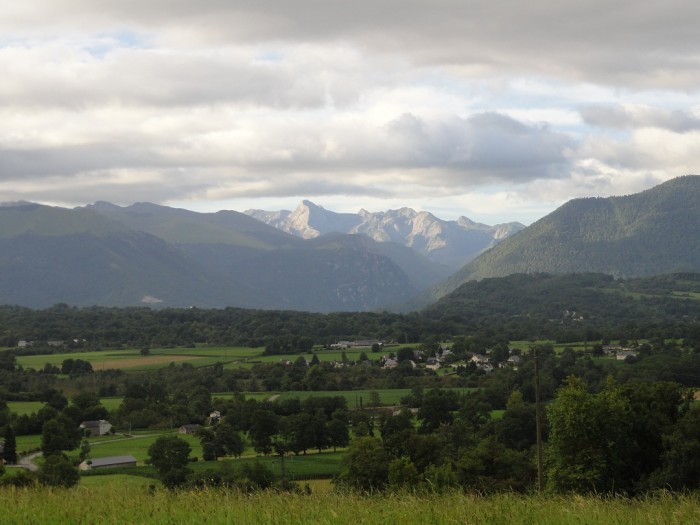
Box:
429, 175, 700, 300
0, 204, 260, 308
423, 272, 700, 334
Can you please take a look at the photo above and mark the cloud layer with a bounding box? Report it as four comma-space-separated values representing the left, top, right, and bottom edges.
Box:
1, 1, 699, 223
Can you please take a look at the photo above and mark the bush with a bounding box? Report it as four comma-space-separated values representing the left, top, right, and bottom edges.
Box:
38, 454, 80, 488
0, 469, 37, 487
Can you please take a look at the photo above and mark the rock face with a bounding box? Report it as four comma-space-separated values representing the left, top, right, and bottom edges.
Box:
245, 201, 524, 269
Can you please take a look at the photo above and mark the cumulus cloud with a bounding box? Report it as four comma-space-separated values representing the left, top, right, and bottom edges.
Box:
581, 105, 700, 133
1, 0, 699, 224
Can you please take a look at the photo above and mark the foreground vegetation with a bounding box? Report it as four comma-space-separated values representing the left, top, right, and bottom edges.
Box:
0, 485, 698, 524
1, 272, 699, 512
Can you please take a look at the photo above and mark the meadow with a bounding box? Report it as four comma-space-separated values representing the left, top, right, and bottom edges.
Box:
15, 346, 262, 371
0, 485, 697, 525
13, 345, 390, 372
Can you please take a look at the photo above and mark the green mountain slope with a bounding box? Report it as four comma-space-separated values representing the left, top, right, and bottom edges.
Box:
86, 202, 301, 249
0, 203, 129, 238
0, 203, 271, 308
431, 175, 700, 300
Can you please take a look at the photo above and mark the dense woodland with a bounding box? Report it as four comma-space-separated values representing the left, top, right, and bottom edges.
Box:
1, 272, 700, 494
0, 273, 699, 349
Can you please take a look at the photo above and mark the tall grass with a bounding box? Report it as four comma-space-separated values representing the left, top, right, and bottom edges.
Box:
0, 486, 697, 524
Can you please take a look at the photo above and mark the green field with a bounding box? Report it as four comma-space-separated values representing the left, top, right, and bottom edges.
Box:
13, 345, 390, 372
76, 431, 205, 463
14, 346, 266, 371
8, 396, 124, 416
0, 485, 697, 524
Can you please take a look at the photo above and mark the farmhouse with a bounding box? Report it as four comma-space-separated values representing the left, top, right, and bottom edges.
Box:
426, 357, 441, 370
79, 420, 113, 436
617, 350, 638, 360
178, 424, 201, 435
382, 358, 398, 369
471, 354, 489, 365
506, 355, 522, 368
79, 455, 137, 471
332, 340, 383, 349
209, 410, 222, 423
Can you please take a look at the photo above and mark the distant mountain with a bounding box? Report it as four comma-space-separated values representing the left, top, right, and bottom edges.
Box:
0, 203, 259, 308
429, 175, 700, 301
245, 200, 524, 269
0, 201, 450, 311
87, 201, 300, 249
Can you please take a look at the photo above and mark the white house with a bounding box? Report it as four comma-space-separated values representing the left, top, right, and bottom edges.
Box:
79, 420, 113, 436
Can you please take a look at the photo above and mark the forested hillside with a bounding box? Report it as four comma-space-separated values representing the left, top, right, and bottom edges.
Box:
0, 273, 698, 348
430, 176, 700, 301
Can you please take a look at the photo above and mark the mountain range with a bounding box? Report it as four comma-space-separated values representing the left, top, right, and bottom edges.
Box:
245, 200, 524, 270
0, 201, 450, 311
0, 175, 697, 312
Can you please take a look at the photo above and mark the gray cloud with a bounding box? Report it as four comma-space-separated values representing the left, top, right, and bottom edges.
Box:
379, 112, 574, 180
0, 110, 575, 204
4, 0, 700, 89
0, 44, 369, 109
581, 105, 700, 133
1, 1, 698, 222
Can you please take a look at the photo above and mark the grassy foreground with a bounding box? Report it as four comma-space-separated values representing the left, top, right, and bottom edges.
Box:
1, 486, 698, 524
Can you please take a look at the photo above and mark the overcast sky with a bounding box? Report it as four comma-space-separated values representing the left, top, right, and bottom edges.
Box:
1, 1, 699, 224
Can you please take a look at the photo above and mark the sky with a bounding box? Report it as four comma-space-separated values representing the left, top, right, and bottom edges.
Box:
1, 1, 699, 225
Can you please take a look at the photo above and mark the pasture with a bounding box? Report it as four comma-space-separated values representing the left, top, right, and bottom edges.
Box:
76, 431, 205, 463
14, 347, 258, 371
13, 345, 390, 372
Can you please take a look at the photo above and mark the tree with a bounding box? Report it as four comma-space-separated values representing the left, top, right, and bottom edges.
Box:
41, 415, 81, 456
546, 377, 631, 493
147, 435, 192, 488
214, 423, 245, 458
455, 436, 535, 493
326, 417, 350, 452
652, 407, 700, 490
339, 437, 389, 491
388, 457, 420, 488
418, 389, 459, 433
280, 413, 314, 455
2, 425, 17, 464
38, 454, 80, 488
79, 439, 91, 462
249, 410, 279, 455
396, 347, 414, 363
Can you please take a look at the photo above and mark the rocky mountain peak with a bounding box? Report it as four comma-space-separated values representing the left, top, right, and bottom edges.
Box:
245, 200, 524, 269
